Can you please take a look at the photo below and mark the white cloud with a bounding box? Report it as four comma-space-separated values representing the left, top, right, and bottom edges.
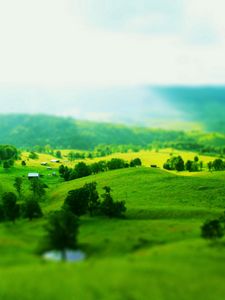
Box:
0, 0, 224, 88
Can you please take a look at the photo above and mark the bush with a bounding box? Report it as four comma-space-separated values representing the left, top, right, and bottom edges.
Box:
201, 219, 224, 240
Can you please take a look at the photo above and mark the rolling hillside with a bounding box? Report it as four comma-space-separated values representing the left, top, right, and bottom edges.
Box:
0, 165, 225, 299
1, 114, 225, 150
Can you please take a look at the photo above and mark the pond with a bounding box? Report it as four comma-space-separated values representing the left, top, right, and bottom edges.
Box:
43, 249, 86, 262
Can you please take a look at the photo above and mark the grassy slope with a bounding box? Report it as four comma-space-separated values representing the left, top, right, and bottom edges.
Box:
0, 161, 225, 299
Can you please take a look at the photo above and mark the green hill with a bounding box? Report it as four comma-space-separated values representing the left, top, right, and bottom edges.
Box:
0, 167, 224, 299
1, 114, 225, 151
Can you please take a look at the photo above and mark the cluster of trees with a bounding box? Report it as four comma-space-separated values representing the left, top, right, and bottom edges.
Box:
44, 183, 126, 259
201, 212, 225, 240
63, 183, 126, 218
0, 145, 18, 170
0, 177, 47, 223
163, 155, 203, 172
207, 158, 225, 171
59, 158, 142, 181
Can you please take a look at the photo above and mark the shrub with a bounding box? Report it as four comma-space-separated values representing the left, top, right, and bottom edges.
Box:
201, 219, 224, 240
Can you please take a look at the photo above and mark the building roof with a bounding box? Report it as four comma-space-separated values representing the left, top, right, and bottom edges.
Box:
28, 173, 40, 177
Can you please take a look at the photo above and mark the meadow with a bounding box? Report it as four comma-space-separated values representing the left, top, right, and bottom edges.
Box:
0, 149, 224, 300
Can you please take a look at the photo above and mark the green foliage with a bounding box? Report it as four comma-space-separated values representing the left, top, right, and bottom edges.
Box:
201, 219, 224, 240
55, 150, 62, 159
63, 188, 89, 216
107, 158, 128, 170
100, 186, 126, 218
2, 114, 225, 153
29, 178, 47, 198
130, 158, 142, 167
28, 151, 39, 160
22, 198, 43, 221
45, 209, 79, 254
1, 192, 20, 222
163, 156, 185, 171
83, 182, 101, 216
13, 177, 23, 197
74, 162, 91, 179
21, 160, 26, 166
0, 144, 18, 169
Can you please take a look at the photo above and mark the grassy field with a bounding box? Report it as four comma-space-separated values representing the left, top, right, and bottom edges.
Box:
0, 150, 224, 299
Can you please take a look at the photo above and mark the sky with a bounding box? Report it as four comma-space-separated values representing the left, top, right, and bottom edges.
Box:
0, 0, 225, 121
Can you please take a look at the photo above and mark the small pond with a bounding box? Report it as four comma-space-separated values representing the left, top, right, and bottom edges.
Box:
43, 249, 86, 262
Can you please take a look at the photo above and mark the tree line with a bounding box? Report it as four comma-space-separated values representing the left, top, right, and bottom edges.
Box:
59, 158, 142, 181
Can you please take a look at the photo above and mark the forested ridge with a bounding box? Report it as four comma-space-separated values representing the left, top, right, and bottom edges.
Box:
0, 114, 225, 151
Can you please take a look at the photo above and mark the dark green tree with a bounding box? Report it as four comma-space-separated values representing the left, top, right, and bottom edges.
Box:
21, 160, 27, 166
107, 158, 127, 170
83, 182, 100, 216
201, 219, 224, 240
63, 188, 89, 216
56, 150, 62, 159
2, 192, 20, 223
45, 209, 79, 260
74, 162, 91, 179
30, 178, 47, 198
13, 177, 23, 198
22, 198, 43, 221
100, 186, 126, 218
130, 158, 142, 167
29, 152, 39, 160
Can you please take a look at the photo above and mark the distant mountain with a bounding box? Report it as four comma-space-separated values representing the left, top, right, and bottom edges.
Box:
0, 114, 225, 151
0, 86, 225, 132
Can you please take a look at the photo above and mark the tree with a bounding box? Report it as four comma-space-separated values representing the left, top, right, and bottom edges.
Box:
130, 158, 142, 167
45, 209, 79, 260
0, 204, 5, 222
29, 152, 39, 160
22, 198, 43, 221
21, 160, 27, 166
13, 177, 23, 198
201, 219, 224, 240
0, 145, 18, 170
100, 186, 126, 218
174, 156, 185, 171
208, 161, 213, 172
63, 188, 89, 216
30, 178, 47, 198
74, 162, 91, 179
212, 159, 225, 171
3, 161, 10, 170
194, 156, 199, 162
107, 158, 128, 170
56, 150, 62, 159
2, 192, 20, 223
185, 160, 192, 172
163, 156, 184, 171
83, 182, 100, 216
